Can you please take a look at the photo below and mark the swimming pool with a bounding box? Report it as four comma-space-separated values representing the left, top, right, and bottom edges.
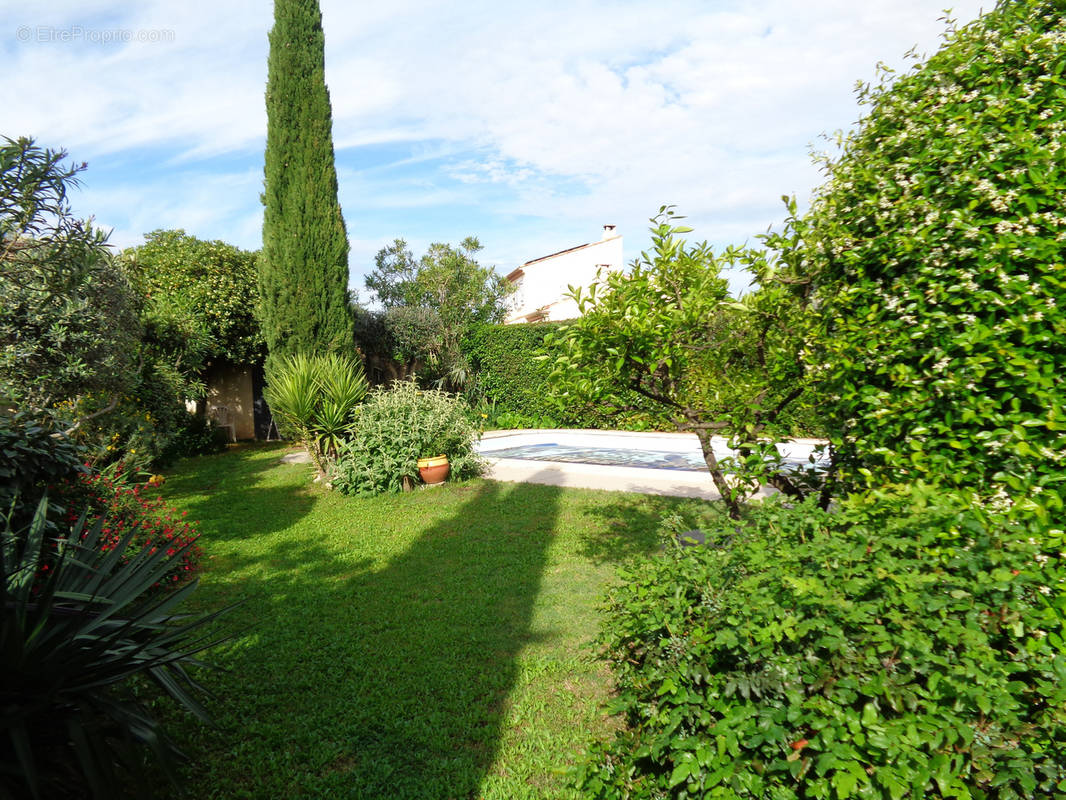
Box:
476, 429, 828, 499
482, 441, 709, 471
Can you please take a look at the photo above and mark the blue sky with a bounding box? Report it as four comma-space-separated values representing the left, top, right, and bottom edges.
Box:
4, 0, 986, 296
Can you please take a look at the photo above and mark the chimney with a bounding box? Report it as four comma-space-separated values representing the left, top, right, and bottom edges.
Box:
602, 224, 617, 240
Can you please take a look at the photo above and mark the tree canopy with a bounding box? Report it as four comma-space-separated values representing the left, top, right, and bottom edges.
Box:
120, 229, 263, 365
362, 237, 513, 390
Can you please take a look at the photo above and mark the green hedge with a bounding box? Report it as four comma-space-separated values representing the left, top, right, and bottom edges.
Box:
463, 322, 565, 427
463, 322, 821, 434
463, 322, 658, 430
574, 487, 1066, 799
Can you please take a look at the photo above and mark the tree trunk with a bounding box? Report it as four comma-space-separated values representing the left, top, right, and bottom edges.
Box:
694, 429, 741, 519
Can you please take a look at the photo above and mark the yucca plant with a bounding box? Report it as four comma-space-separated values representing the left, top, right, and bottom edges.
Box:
263, 352, 368, 477
1, 496, 231, 800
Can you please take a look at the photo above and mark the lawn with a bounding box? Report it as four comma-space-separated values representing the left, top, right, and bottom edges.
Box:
155, 443, 697, 799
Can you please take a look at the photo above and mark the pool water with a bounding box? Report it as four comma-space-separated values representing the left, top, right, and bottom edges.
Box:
484, 443, 709, 471
483, 441, 825, 473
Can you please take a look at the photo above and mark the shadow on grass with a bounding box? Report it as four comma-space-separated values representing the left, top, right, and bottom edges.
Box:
574, 493, 725, 564
170, 474, 565, 799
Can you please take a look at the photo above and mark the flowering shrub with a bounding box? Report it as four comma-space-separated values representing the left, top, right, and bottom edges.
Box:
330, 380, 483, 495
56, 465, 202, 589
574, 488, 1066, 799
779, 2, 1066, 527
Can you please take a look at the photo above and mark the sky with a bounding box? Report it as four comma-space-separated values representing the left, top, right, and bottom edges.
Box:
3, 0, 987, 296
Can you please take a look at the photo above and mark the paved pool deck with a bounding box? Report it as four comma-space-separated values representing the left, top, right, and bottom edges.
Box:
476, 429, 827, 501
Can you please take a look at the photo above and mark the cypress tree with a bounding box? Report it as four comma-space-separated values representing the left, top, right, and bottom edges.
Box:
260, 0, 354, 365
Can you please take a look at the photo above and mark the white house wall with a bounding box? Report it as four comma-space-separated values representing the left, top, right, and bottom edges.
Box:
506, 233, 623, 323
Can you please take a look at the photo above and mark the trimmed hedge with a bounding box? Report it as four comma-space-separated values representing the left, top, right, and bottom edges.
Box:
463, 322, 665, 430
463, 321, 822, 435
463, 322, 567, 427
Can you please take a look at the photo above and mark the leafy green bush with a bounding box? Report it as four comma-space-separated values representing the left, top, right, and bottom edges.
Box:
781, 2, 1066, 523
1, 497, 228, 800
264, 352, 368, 476
0, 407, 83, 529
67, 361, 201, 472
159, 411, 230, 463
1, 138, 143, 413
331, 380, 483, 495
574, 488, 1066, 799
120, 229, 264, 365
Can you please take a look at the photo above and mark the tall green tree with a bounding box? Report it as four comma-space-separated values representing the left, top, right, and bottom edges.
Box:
260, 0, 354, 367
120, 230, 263, 366
363, 236, 513, 390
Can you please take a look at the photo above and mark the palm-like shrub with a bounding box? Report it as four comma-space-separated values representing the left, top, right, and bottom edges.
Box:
1, 498, 229, 799
331, 380, 483, 496
263, 352, 368, 476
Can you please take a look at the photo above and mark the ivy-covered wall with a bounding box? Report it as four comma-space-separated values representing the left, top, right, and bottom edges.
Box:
462, 322, 568, 427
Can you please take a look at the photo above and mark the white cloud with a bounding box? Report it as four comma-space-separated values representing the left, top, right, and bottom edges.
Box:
4, 0, 988, 288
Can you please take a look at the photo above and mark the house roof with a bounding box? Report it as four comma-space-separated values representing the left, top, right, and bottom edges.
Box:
505, 233, 621, 282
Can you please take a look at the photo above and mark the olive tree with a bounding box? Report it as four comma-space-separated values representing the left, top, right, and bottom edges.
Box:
363, 236, 513, 390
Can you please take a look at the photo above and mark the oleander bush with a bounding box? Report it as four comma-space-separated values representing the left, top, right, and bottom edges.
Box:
780, 1, 1066, 524
54, 465, 203, 591
331, 380, 483, 496
0, 138, 142, 413
574, 488, 1066, 799
0, 406, 83, 529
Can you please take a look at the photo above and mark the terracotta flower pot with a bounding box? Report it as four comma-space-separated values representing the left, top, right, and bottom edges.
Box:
417, 455, 450, 485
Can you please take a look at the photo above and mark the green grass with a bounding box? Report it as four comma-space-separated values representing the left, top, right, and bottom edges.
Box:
154, 443, 698, 799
